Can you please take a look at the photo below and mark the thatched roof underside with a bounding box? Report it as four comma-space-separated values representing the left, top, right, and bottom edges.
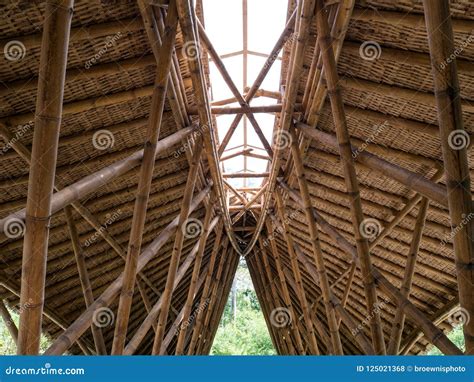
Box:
0, 0, 473, 356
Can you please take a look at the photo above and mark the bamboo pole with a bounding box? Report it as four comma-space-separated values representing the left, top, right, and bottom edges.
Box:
218, 9, 297, 156
387, 198, 429, 354
17, 0, 74, 355
64, 206, 107, 355
0, 300, 18, 345
264, 222, 306, 354
0, 125, 196, 240
232, 184, 267, 224
287, 125, 343, 354
223, 172, 269, 178
296, 123, 448, 208
186, 223, 224, 354
280, 181, 463, 355
273, 190, 321, 354
152, 137, 204, 354
111, 1, 179, 354
44, 185, 210, 355
175, 197, 215, 354
423, 0, 474, 355
315, 0, 386, 354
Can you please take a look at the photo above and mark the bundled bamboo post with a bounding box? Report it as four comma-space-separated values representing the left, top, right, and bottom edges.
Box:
387, 198, 429, 354
218, 9, 297, 155
287, 126, 343, 354
0, 300, 18, 345
111, 1, 179, 355
186, 223, 225, 354
273, 190, 322, 354
45, 186, 210, 355
64, 206, 107, 355
175, 199, 216, 354
280, 181, 463, 355
264, 222, 306, 354
17, 0, 74, 355
152, 139, 204, 354
423, 0, 474, 355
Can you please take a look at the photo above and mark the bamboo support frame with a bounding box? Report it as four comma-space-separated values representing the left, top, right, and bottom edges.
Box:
314, 0, 385, 354
423, 0, 474, 355
387, 198, 429, 354
17, 0, 74, 355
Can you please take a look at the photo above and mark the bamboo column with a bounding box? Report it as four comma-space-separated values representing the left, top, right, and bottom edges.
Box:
315, 0, 385, 354
0, 300, 18, 345
287, 126, 343, 354
264, 222, 306, 354
152, 139, 204, 354
175, 198, 215, 354
273, 190, 321, 354
423, 0, 474, 355
111, 1, 179, 355
17, 0, 74, 355
64, 207, 107, 355
186, 224, 225, 354
387, 198, 429, 354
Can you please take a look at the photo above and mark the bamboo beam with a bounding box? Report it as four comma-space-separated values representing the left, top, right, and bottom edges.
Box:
111, 2, 179, 354
152, 137, 204, 353
297, 123, 449, 207
220, 149, 253, 162
387, 198, 429, 354
287, 125, 343, 354
218, 9, 297, 156
272, 190, 321, 354
196, 19, 274, 157
0, 300, 18, 345
17, 0, 74, 355
280, 181, 463, 355
0, 126, 196, 240
223, 172, 269, 178
315, 0, 385, 354
64, 206, 107, 355
175, 197, 215, 354
44, 185, 210, 355
186, 223, 224, 354
232, 184, 267, 224
423, 0, 474, 355
264, 222, 306, 354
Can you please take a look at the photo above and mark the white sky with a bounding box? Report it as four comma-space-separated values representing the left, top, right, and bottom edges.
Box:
202, 0, 288, 189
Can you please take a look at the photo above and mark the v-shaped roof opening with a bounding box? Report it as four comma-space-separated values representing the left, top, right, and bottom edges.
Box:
202, 0, 288, 194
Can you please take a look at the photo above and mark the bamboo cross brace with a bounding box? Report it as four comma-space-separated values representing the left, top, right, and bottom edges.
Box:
387, 198, 430, 354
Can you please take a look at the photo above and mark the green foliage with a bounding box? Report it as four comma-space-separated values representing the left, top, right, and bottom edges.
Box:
426, 325, 465, 355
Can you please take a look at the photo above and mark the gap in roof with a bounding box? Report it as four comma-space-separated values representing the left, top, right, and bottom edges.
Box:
202, 0, 288, 190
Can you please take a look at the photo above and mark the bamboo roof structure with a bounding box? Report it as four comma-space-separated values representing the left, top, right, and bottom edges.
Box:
0, 0, 473, 356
